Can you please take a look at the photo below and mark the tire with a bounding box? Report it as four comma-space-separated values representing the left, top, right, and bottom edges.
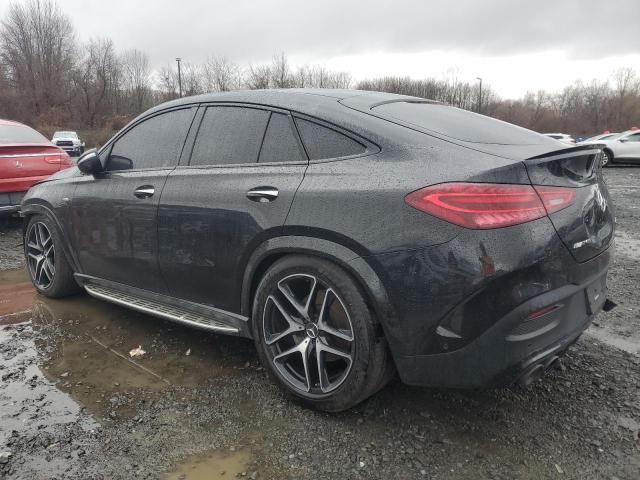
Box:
602, 150, 612, 167
24, 215, 81, 298
252, 255, 394, 412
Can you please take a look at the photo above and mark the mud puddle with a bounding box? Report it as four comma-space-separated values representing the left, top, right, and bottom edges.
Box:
0, 324, 99, 457
0, 268, 34, 324
1, 269, 257, 423
167, 449, 253, 480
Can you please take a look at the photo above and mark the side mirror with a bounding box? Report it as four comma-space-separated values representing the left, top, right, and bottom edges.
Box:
619, 138, 628, 143
77, 149, 103, 174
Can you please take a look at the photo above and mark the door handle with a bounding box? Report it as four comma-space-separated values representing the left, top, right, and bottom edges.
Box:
247, 187, 278, 203
134, 186, 155, 199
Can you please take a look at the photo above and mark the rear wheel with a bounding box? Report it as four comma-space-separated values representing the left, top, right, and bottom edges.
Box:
25, 215, 81, 298
252, 255, 393, 412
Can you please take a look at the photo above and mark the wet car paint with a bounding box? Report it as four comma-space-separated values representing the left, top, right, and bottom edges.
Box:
20, 89, 614, 390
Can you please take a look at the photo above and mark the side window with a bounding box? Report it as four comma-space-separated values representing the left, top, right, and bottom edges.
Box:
294, 118, 366, 160
190, 106, 269, 166
108, 108, 193, 171
258, 113, 305, 163
626, 133, 640, 142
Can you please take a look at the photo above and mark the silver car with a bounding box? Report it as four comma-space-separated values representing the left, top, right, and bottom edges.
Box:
578, 130, 640, 166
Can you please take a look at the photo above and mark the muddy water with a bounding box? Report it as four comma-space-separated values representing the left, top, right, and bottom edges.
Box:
0, 268, 34, 324
1, 268, 255, 422
167, 449, 252, 480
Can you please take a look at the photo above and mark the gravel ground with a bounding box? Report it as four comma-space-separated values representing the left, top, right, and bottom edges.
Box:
0, 167, 639, 480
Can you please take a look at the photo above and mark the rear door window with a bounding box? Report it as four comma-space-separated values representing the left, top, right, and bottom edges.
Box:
108, 108, 193, 171
294, 118, 366, 160
258, 113, 305, 163
190, 106, 269, 166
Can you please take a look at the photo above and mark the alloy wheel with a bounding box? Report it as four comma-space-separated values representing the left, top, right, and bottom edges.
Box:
26, 222, 56, 289
262, 273, 355, 395
602, 151, 610, 167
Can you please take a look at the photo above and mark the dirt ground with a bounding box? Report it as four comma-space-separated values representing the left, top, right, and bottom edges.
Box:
0, 167, 639, 480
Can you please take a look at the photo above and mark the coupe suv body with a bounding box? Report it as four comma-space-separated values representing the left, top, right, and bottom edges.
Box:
21, 89, 615, 411
1, 119, 73, 215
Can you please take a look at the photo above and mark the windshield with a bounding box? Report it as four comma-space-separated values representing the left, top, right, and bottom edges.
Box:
0, 124, 49, 144
53, 131, 77, 138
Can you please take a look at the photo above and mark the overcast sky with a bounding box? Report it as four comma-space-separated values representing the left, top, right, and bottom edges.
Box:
4, 0, 640, 98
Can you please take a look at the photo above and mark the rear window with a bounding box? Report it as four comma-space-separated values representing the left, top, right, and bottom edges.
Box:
0, 124, 49, 144
372, 102, 542, 145
295, 118, 366, 160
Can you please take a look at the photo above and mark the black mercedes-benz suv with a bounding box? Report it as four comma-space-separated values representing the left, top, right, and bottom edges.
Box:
21, 89, 615, 411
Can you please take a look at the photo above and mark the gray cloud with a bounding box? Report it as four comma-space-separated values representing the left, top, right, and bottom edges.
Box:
9, 0, 639, 65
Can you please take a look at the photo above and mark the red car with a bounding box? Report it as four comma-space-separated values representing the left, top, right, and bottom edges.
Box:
1, 119, 73, 215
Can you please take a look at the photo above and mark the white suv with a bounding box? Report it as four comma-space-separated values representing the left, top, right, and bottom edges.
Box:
579, 130, 640, 166
51, 131, 85, 157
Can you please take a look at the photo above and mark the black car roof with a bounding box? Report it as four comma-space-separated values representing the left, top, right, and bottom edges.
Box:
148, 89, 427, 116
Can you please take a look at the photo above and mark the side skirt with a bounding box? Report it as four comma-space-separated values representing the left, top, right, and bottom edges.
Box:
75, 274, 251, 338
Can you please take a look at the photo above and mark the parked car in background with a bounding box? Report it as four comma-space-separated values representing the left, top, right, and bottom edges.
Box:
1, 119, 73, 215
578, 130, 640, 166
543, 133, 576, 145
52, 131, 85, 157
21, 90, 614, 411
582, 132, 620, 143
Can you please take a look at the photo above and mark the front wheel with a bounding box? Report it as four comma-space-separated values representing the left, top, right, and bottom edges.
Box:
24, 215, 81, 298
252, 255, 394, 412
602, 150, 612, 167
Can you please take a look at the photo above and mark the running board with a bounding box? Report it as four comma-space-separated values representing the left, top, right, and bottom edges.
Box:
84, 284, 240, 335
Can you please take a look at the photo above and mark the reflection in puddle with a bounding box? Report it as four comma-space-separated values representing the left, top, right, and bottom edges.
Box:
1, 268, 255, 422
0, 324, 99, 450
167, 449, 252, 480
0, 268, 34, 324
29, 294, 255, 417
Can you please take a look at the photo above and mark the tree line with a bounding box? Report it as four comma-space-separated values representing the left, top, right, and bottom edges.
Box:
1, 0, 639, 145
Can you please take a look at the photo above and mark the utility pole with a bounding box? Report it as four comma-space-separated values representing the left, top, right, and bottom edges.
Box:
176, 57, 183, 98
476, 77, 483, 114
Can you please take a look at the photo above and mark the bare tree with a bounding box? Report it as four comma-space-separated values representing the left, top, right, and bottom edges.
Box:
203, 56, 240, 92
72, 38, 118, 127
120, 48, 150, 114
0, 0, 76, 119
613, 68, 638, 127
245, 64, 271, 89
270, 52, 291, 88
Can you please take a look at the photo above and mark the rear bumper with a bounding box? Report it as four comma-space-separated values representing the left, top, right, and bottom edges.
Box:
367, 216, 614, 388
394, 270, 608, 387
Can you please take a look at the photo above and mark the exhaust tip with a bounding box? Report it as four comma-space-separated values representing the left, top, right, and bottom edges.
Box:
519, 364, 545, 388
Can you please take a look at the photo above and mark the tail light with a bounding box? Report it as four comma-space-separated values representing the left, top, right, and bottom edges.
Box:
44, 152, 72, 165
44, 153, 63, 164
405, 182, 576, 229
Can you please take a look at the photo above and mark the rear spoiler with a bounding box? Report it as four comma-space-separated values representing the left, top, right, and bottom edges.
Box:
526, 144, 604, 161
524, 145, 603, 187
